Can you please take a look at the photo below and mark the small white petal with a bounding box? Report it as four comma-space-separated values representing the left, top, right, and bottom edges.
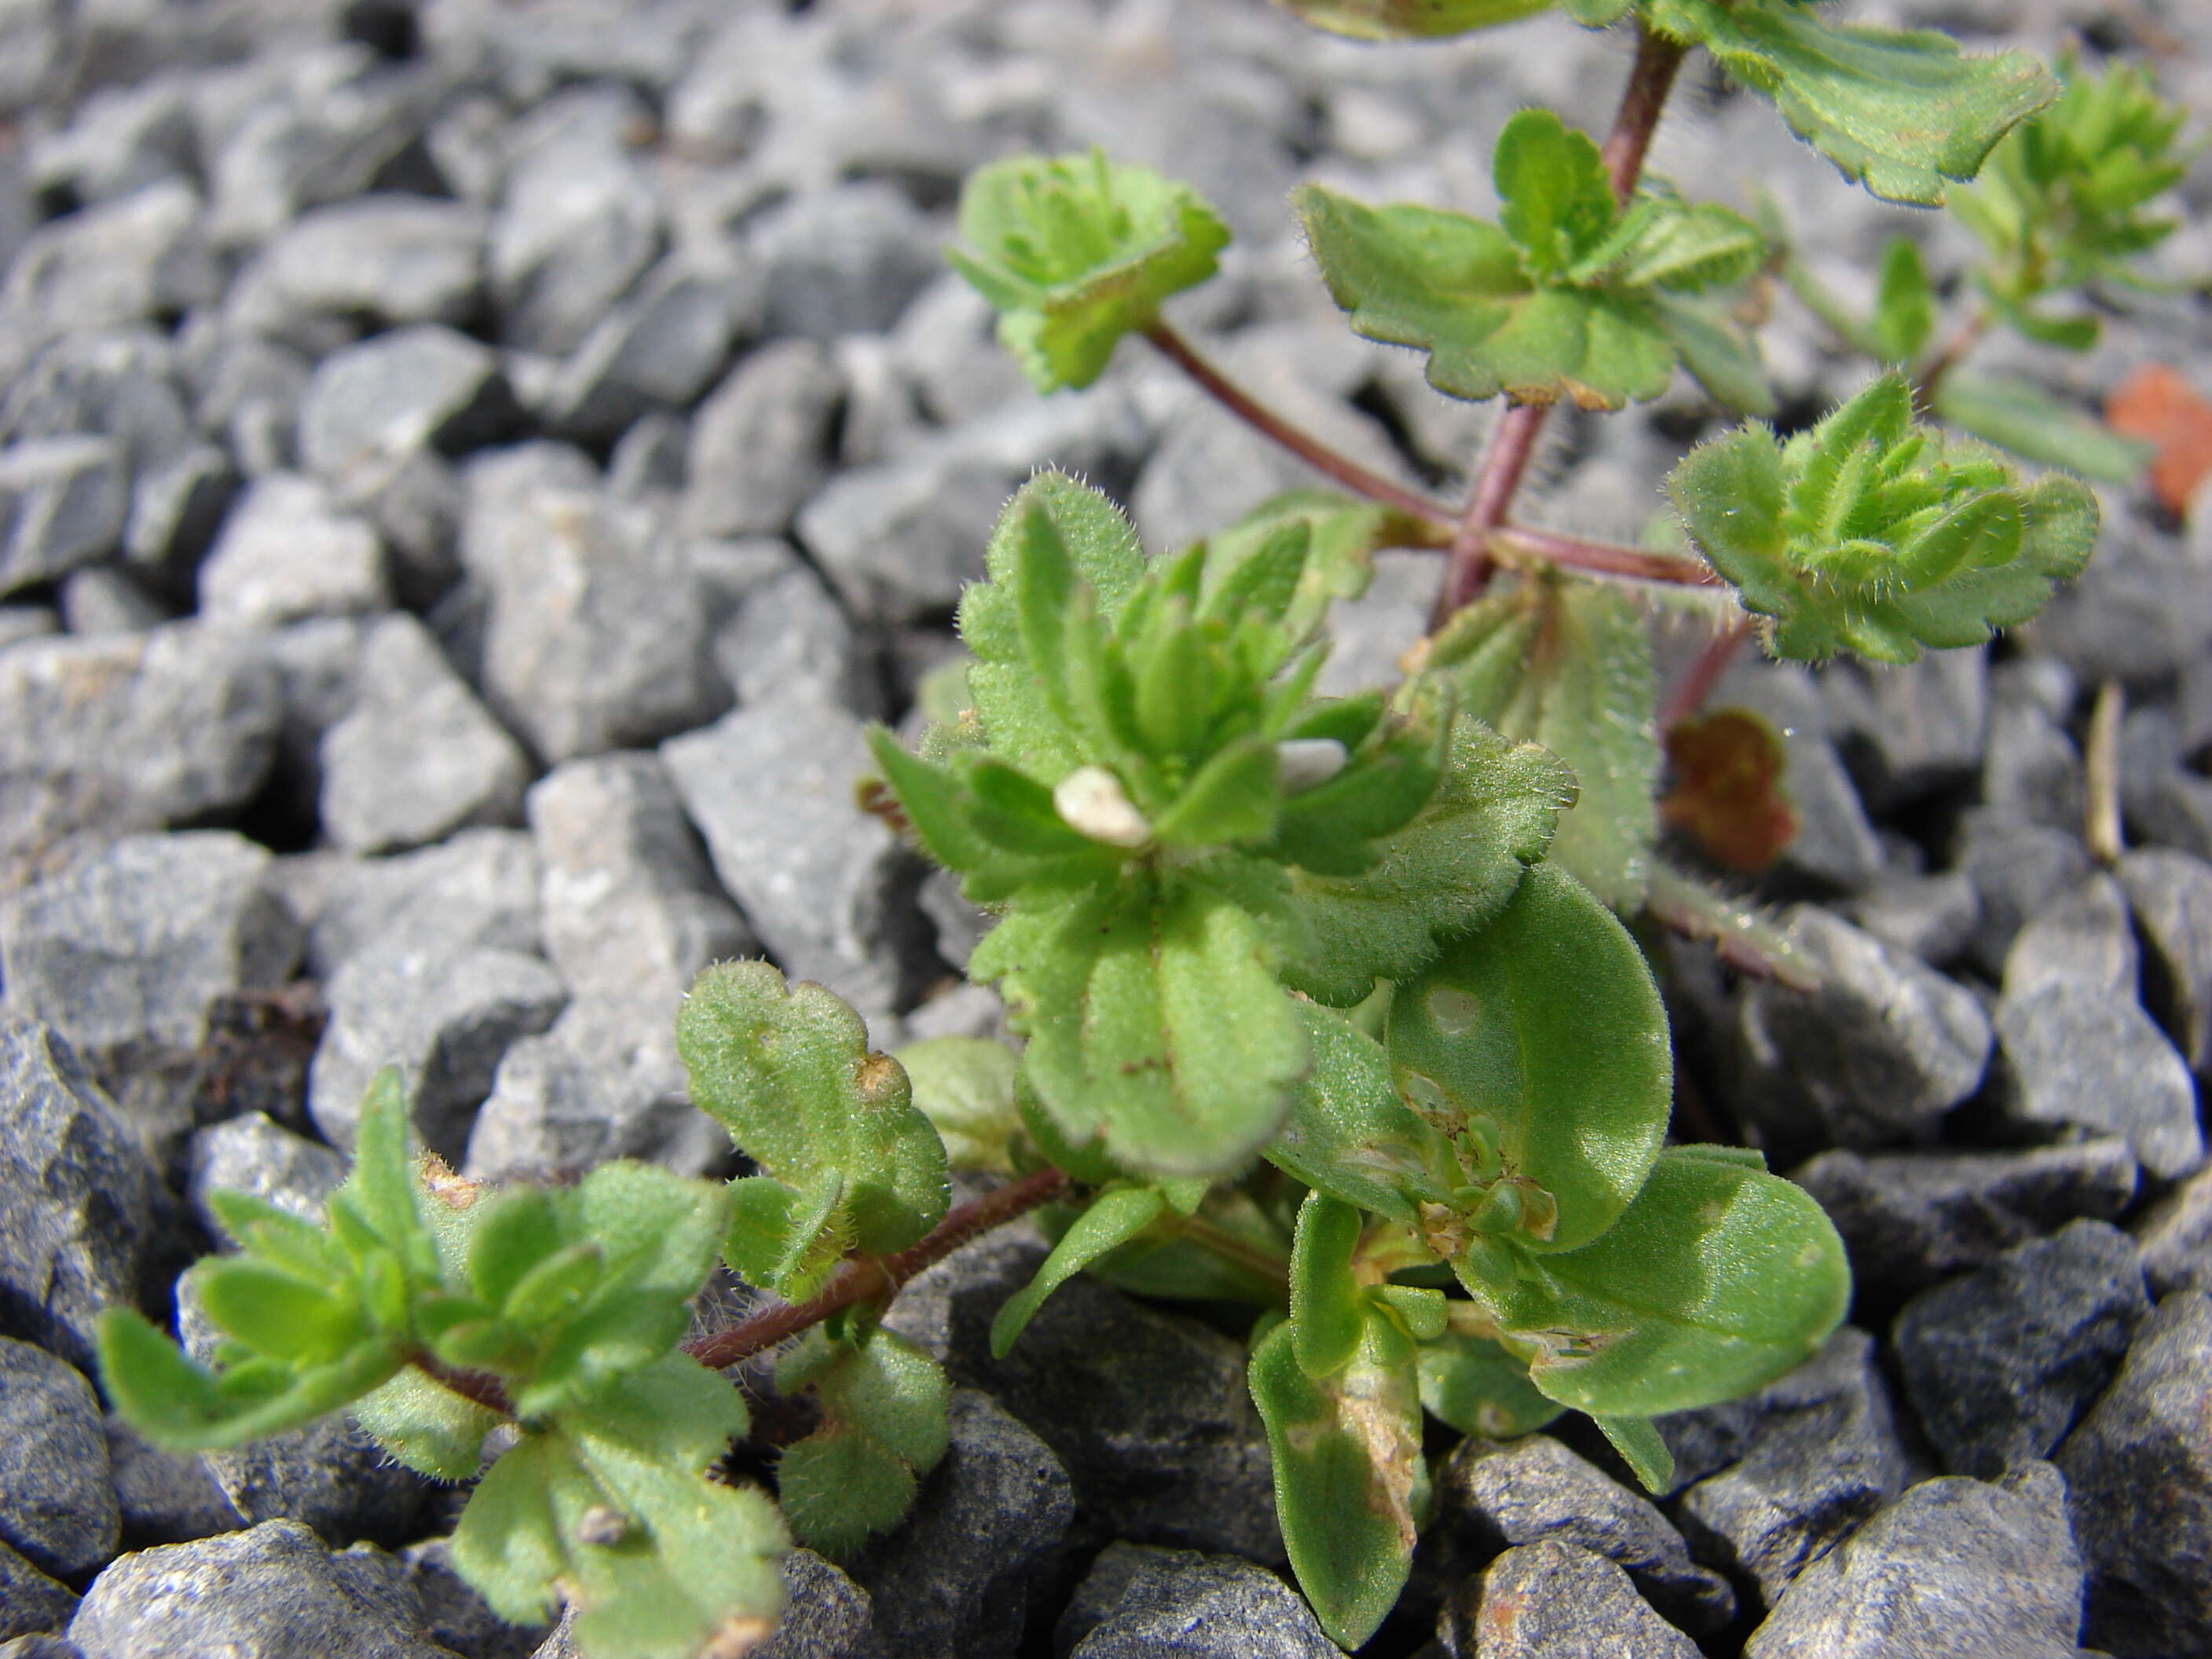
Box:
1275, 737, 1350, 794
1053, 765, 1152, 848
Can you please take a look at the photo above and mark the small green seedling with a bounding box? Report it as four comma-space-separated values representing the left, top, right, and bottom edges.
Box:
104, 5, 2188, 1655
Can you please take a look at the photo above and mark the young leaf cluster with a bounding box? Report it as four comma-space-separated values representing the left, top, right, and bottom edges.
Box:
100, 1073, 789, 1659
947, 149, 1229, 392
870, 473, 1573, 1179
1298, 110, 1773, 412
1669, 373, 2098, 662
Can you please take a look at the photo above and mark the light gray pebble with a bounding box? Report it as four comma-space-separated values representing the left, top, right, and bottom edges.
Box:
319, 613, 529, 855
1745, 1464, 2084, 1659
196, 472, 389, 627
1894, 1219, 2152, 1479
0, 1338, 119, 1580
1441, 1540, 1700, 1659
1793, 1139, 2139, 1300
1065, 1544, 1335, 1659
1734, 906, 1991, 1161
681, 340, 844, 540
662, 698, 913, 1017
68, 1519, 450, 1659
2057, 1291, 2212, 1657
1994, 982, 2203, 1181
308, 942, 565, 1159
0, 437, 126, 596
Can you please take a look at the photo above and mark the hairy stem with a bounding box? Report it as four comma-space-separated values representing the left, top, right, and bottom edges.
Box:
1912, 306, 1990, 408
1433, 21, 1690, 625
1492, 524, 1722, 589
685, 1166, 1072, 1372
1141, 320, 1456, 528
1659, 614, 1756, 730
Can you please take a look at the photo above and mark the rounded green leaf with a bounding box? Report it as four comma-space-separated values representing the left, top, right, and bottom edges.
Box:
1265, 0, 1552, 40
1388, 862, 1671, 1252
1491, 1149, 1851, 1417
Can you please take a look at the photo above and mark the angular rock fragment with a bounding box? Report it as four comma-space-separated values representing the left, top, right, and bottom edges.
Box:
1745, 1464, 2084, 1658
1893, 1220, 2151, 1478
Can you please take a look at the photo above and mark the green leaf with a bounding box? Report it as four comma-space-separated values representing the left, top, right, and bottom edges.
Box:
1561, 0, 1632, 20
1954, 57, 2187, 302
1415, 1329, 1563, 1438
1481, 1149, 1850, 1417
1297, 181, 1676, 410
960, 474, 1147, 782
452, 1357, 786, 1659
991, 1185, 1169, 1357
1496, 111, 1618, 284
677, 961, 948, 1260
1193, 490, 1405, 643
1668, 373, 2101, 663
352, 1367, 506, 1481
96, 1306, 407, 1452
949, 149, 1229, 391
1249, 1313, 1423, 1651
1643, 0, 2059, 206
1281, 715, 1569, 1005
191, 1259, 364, 1364
981, 872, 1308, 1179
1290, 1193, 1370, 1380
1265, 0, 1553, 40
896, 1037, 1022, 1177
327, 1066, 440, 1289
776, 1328, 951, 1558
1933, 371, 2151, 484
1268, 1001, 1459, 1226
1389, 862, 1672, 1254
1647, 293, 1776, 417
1436, 581, 1659, 910
1592, 1413, 1675, 1494
1869, 236, 1936, 364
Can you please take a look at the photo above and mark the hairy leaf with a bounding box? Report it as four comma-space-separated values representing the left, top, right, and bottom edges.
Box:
980, 872, 1307, 1178
1268, 1000, 1459, 1225
1869, 236, 1937, 364
1193, 489, 1411, 642
950, 150, 1229, 391
677, 962, 948, 1291
1390, 862, 1672, 1254
896, 1037, 1022, 1177
991, 1185, 1169, 1357
1592, 1413, 1675, 1494
1290, 1192, 1371, 1379
1644, 0, 2058, 205
776, 1328, 951, 1558
1668, 373, 2100, 662
1250, 1313, 1423, 1651
451, 1357, 786, 1659
1297, 117, 1769, 409
1436, 581, 1658, 910
1282, 716, 1569, 1005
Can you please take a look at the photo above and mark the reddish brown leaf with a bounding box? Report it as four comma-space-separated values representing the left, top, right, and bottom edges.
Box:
2107, 365, 2212, 516
1661, 709, 1797, 873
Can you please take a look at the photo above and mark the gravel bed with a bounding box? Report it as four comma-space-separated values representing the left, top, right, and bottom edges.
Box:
1, 1, 2210, 1655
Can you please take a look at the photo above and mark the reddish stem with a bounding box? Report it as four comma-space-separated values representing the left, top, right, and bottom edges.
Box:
1910, 306, 1990, 410
1660, 615, 1756, 730
411, 1353, 515, 1418
1141, 321, 1456, 529
683, 1167, 1072, 1372
1492, 524, 1722, 589
1433, 22, 1690, 625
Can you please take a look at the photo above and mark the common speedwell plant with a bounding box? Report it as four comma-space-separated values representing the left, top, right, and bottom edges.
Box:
102, 3, 2186, 1654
